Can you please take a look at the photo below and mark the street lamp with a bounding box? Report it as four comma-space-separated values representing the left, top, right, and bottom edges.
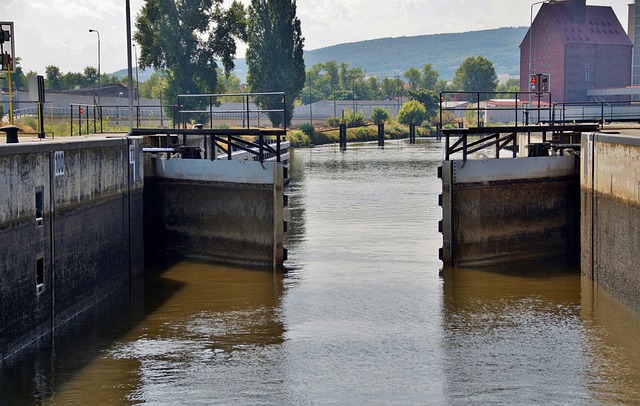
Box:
529, 0, 555, 107
88, 29, 100, 107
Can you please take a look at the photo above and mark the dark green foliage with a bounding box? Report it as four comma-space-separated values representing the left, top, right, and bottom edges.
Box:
298, 122, 315, 136
451, 56, 498, 101
371, 107, 390, 124
134, 0, 246, 107
343, 109, 365, 127
326, 117, 341, 128
246, 0, 305, 127
408, 89, 439, 119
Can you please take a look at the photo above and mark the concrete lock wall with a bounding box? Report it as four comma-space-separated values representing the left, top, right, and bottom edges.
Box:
0, 137, 144, 360
145, 157, 285, 270
581, 133, 640, 315
440, 156, 580, 267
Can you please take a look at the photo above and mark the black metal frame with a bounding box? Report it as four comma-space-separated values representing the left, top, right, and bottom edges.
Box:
442, 124, 599, 161
131, 127, 286, 163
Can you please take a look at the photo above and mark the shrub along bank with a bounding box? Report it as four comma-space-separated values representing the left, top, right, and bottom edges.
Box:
288, 122, 433, 147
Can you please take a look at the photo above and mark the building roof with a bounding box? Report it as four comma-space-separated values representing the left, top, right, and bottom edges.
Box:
549, 3, 630, 46
521, 2, 632, 48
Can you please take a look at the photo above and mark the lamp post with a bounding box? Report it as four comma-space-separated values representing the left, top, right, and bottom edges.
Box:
133, 43, 140, 108
529, 0, 555, 107
88, 29, 100, 107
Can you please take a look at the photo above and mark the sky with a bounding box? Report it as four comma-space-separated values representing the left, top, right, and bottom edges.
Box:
0, 0, 634, 76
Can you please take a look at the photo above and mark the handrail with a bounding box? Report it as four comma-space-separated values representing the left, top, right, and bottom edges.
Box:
439, 91, 552, 131
552, 101, 640, 124
70, 103, 179, 136
176, 92, 287, 132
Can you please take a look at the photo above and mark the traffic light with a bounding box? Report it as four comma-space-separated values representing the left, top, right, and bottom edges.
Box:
1, 52, 11, 71
530, 75, 538, 91
540, 74, 549, 92
0, 30, 9, 44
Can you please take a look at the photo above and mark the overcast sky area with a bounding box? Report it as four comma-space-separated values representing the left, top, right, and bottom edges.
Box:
0, 0, 633, 76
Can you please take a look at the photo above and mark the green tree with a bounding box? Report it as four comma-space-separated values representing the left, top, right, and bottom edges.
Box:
134, 0, 247, 109
398, 99, 427, 126
371, 106, 390, 124
380, 77, 397, 99
84, 66, 98, 87
0, 57, 26, 91
496, 78, 520, 95
408, 89, 439, 119
246, 0, 305, 127
139, 71, 167, 99
404, 67, 421, 91
451, 56, 498, 100
420, 64, 439, 91
45, 65, 61, 90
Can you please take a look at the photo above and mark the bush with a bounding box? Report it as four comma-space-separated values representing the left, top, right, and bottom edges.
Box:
288, 130, 310, 147
326, 116, 341, 128
298, 122, 315, 136
398, 100, 428, 126
344, 109, 366, 127
347, 126, 376, 142
371, 107, 390, 124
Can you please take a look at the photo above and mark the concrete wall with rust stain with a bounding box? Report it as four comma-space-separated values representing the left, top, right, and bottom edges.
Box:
440, 156, 580, 268
0, 137, 144, 360
581, 133, 640, 316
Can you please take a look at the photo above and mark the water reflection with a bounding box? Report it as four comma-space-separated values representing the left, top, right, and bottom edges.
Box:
441, 264, 640, 404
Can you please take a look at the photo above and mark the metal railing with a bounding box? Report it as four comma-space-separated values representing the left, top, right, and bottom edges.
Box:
70, 103, 180, 136
439, 91, 553, 130
552, 101, 640, 124
176, 92, 287, 131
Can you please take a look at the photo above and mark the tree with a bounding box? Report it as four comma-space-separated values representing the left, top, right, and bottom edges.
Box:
380, 77, 397, 99
45, 65, 61, 90
404, 67, 421, 91
139, 71, 167, 99
451, 56, 498, 100
84, 66, 98, 87
398, 99, 427, 126
408, 89, 439, 120
496, 78, 520, 95
371, 107, 390, 124
420, 64, 439, 91
246, 0, 305, 127
134, 0, 247, 109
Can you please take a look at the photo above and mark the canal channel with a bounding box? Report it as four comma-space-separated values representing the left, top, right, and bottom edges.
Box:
1, 139, 639, 404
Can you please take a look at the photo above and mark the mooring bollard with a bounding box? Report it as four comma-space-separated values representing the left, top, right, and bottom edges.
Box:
0, 125, 19, 144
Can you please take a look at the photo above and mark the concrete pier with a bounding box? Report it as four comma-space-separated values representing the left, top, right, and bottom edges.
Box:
440, 156, 580, 267
581, 132, 640, 315
0, 136, 144, 360
144, 156, 286, 270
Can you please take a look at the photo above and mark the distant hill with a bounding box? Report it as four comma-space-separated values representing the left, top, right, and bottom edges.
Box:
113, 27, 527, 84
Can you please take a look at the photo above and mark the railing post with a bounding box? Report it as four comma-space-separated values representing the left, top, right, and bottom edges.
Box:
227, 135, 232, 160
462, 133, 468, 161
445, 132, 450, 161
258, 135, 264, 163
277, 133, 281, 162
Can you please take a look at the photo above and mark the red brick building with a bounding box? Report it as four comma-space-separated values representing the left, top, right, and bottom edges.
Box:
520, 0, 632, 102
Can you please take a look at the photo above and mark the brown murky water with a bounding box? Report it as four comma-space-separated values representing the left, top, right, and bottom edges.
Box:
1, 140, 639, 405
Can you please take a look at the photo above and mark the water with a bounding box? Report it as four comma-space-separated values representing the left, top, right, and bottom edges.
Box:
2, 139, 640, 405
